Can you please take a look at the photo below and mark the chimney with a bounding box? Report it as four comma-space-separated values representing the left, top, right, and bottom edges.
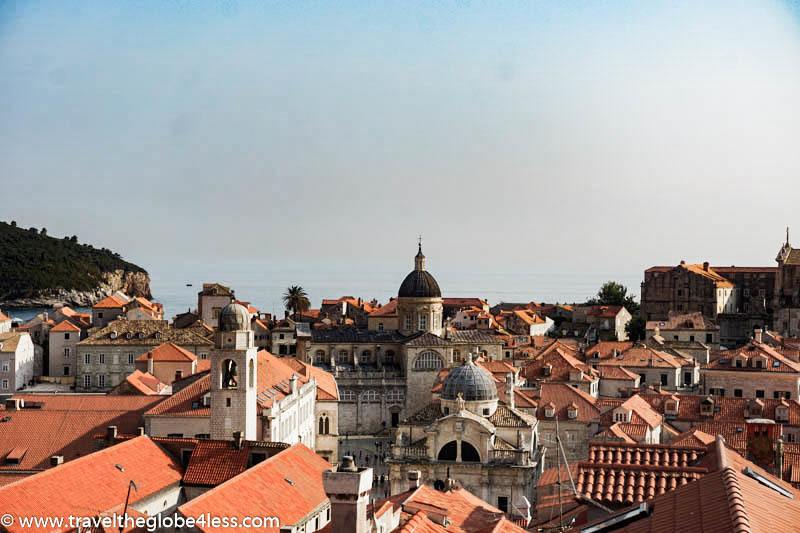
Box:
290, 374, 298, 395
505, 372, 515, 410
147, 353, 154, 375
776, 437, 785, 480
137, 426, 145, 436
106, 425, 118, 444
49, 455, 64, 467
407, 470, 421, 490
754, 328, 763, 344
233, 431, 244, 450
323, 456, 373, 533
703, 261, 710, 271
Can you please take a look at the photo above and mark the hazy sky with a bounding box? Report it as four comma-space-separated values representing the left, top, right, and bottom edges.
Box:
2, 0, 800, 280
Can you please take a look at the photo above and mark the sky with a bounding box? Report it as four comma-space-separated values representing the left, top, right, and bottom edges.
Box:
2, 0, 800, 289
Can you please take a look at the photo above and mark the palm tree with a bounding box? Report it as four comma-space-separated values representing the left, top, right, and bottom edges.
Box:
283, 285, 310, 320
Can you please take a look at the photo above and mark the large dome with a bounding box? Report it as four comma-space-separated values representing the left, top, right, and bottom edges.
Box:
218, 302, 250, 332
398, 270, 442, 298
441, 356, 498, 401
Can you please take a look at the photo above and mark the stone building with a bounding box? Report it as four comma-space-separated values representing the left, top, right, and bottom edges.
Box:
776, 235, 800, 336
387, 355, 541, 516
641, 261, 737, 321
645, 311, 720, 349
47, 320, 84, 379
0, 331, 34, 393
76, 320, 213, 391
0, 309, 11, 333
296, 245, 503, 435
197, 283, 234, 329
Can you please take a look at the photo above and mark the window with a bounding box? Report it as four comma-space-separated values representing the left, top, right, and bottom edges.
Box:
83, 375, 91, 388
98, 354, 105, 364
63, 347, 71, 358
361, 390, 379, 402
226, 398, 232, 407
413, 351, 443, 370
63, 366, 70, 376
84, 353, 91, 365
315, 350, 326, 364
98, 375, 105, 388
660, 374, 668, 386
706, 333, 713, 343
319, 415, 330, 435
1, 362, 8, 373
755, 359, 764, 369
386, 389, 405, 403
734, 389, 743, 397
127, 354, 134, 364
200, 353, 208, 360
404, 316, 412, 331
339, 389, 356, 402
498, 497, 509, 513
775, 391, 791, 400
0, 379, 7, 390
378, 322, 384, 332
756, 390, 765, 398
418, 314, 428, 331
64, 332, 70, 340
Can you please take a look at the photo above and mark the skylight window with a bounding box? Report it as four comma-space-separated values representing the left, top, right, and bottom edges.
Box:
742, 467, 793, 499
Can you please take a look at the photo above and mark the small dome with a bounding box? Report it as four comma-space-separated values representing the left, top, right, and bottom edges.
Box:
398, 270, 441, 298
441, 356, 498, 401
219, 302, 250, 332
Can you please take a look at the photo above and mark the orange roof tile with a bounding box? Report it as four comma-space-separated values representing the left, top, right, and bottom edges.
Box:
145, 373, 210, 418
135, 342, 197, 363
50, 320, 81, 333
92, 294, 129, 309
179, 443, 331, 532
0, 436, 182, 531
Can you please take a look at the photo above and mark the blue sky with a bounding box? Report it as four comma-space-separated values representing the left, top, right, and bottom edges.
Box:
2, 1, 800, 278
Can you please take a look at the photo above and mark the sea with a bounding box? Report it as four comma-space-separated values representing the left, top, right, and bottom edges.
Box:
3, 261, 642, 323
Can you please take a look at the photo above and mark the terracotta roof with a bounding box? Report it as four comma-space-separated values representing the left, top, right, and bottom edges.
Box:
593, 436, 800, 532
145, 373, 210, 417
672, 428, 717, 448
487, 404, 538, 428
521, 347, 597, 383
79, 320, 213, 347
0, 310, 9, 321
680, 263, 735, 288
597, 345, 685, 369
375, 484, 526, 533
585, 340, 635, 359
179, 443, 331, 531
646, 311, 719, 331
585, 305, 625, 318
524, 382, 600, 422
283, 358, 339, 401
50, 320, 81, 333
116, 369, 167, 395
0, 395, 163, 473
599, 366, 640, 381
92, 293, 129, 309
135, 342, 197, 363
708, 341, 800, 373
182, 440, 249, 486
0, 332, 28, 353
0, 436, 182, 530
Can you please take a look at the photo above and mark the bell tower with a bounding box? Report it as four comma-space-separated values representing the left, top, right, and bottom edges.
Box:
210, 302, 258, 440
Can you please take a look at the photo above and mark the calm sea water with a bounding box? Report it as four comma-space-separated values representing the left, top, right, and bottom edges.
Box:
5, 261, 641, 322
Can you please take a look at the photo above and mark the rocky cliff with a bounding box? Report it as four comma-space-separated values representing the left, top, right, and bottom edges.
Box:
0, 221, 152, 307
0, 269, 152, 307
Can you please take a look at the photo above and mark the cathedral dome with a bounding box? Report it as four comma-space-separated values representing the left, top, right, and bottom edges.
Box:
441, 355, 498, 402
398, 244, 441, 298
218, 302, 250, 332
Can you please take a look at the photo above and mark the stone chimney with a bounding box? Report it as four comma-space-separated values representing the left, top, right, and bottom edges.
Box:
147, 353, 154, 375
505, 372, 515, 410
233, 431, 244, 450
50, 455, 64, 467
754, 328, 763, 344
407, 470, 421, 490
703, 261, 710, 271
323, 456, 373, 533
776, 437, 785, 480
106, 425, 118, 444
290, 374, 298, 395
137, 426, 145, 436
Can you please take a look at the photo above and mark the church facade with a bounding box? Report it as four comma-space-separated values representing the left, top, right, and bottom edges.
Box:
296, 245, 503, 435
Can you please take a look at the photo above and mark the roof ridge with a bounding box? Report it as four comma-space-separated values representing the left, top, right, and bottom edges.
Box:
720, 466, 751, 533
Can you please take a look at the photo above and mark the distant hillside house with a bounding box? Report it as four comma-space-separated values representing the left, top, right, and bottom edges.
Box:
0, 331, 34, 393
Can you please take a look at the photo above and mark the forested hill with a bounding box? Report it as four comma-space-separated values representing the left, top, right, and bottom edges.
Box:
0, 221, 150, 303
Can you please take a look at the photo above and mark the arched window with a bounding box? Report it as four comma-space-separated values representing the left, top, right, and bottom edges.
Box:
248, 358, 254, 388
338, 350, 352, 364
221, 359, 238, 388
315, 350, 326, 364
339, 389, 356, 402
361, 350, 372, 364
461, 441, 480, 462
414, 351, 443, 370
318, 414, 330, 435
438, 441, 458, 461
386, 389, 405, 403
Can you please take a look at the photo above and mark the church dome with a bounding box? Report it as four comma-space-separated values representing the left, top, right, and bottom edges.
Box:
218, 302, 250, 332
441, 355, 498, 402
398, 244, 441, 298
